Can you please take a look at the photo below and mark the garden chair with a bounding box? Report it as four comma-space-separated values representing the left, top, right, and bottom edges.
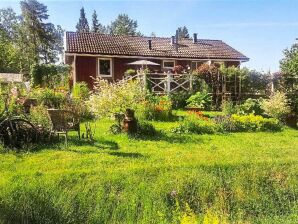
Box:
47, 109, 80, 146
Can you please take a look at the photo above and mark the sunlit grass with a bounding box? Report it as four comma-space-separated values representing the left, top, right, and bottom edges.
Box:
0, 115, 297, 223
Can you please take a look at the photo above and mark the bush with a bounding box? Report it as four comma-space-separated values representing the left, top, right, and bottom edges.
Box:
186, 91, 212, 110
31, 88, 67, 108
72, 82, 89, 100
172, 114, 217, 134
136, 121, 158, 137
238, 98, 264, 115
261, 92, 291, 119
221, 99, 237, 115
30, 64, 70, 88
88, 78, 146, 119
139, 94, 173, 121
169, 91, 192, 109
124, 69, 136, 77
29, 105, 51, 130
230, 114, 282, 132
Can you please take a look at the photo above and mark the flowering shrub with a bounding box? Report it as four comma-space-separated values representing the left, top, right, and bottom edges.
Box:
87, 78, 146, 119
231, 114, 282, 131
261, 92, 291, 119
214, 114, 282, 132
173, 65, 184, 74
139, 95, 173, 121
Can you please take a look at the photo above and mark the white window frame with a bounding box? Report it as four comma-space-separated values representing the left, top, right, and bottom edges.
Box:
98, 58, 113, 77
191, 61, 204, 70
163, 60, 175, 69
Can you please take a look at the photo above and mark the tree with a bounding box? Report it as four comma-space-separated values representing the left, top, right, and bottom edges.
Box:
76, 7, 89, 32
0, 8, 19, 40
91, 10, 105, 33
20, 0, 50, 64
109, 14, 142, 36
280, 41, 298, 91
0, 28, 20, 72
150, 32, 156, 37
177, 26, 189, 39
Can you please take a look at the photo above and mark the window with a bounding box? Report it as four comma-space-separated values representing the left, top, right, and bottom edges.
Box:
98, 58, 112, 77
163, 60, 175, 69
191, 61, 204, 71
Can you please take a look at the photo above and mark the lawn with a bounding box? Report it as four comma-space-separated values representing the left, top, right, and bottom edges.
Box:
0, 116, 297, 223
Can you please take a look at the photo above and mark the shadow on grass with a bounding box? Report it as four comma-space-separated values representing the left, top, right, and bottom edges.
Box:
107, 151, 144, 158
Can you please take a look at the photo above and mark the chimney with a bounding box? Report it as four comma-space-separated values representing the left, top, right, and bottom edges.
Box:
171, 36, 175, 45
193, 33, 198, 43
148, 39, 152, 50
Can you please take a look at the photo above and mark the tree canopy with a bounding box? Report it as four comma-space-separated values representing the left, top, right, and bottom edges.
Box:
177, 26, 189, 39
109, 14, 142, 36
91, 10, 105, 33
76, 7, 89, 32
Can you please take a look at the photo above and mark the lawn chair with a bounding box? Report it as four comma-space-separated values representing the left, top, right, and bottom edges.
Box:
47, 109, 80, 146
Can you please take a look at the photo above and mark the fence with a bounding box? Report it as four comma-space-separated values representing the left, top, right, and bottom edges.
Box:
125, 73, 194, 94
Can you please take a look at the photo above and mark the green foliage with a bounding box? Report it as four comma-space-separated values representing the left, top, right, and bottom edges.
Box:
31, 88, 66, 108
230, 114, 283, 132
21, 0, 64, 64
237, 98, 264, 115
124, 68, 136, 77
109, 14, 142, 36
0, 28, 21, 73
88, 78, 146, 119
261, 92, 291, 119
280, 41, 298, 91
0, 115, 297, 223
139, 94, 173, 121
186, 91, 212, 110
177, 26, 189, 39
91, 10, 105, 33
169, 91, 192, 109
136, 121, 158, 137
221, 99, 237, 115
29, 104, 51, 129
72, 82, 89, 100
76, 7, 89, 32
30, 63, 70, 88
172, 114, 217, 134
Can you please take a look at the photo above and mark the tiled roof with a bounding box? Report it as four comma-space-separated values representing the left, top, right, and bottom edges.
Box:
65, 32, 249, 61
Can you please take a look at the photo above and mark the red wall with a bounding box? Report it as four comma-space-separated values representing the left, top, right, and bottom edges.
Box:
76, 56, 97, 88
72, 56, 241, 89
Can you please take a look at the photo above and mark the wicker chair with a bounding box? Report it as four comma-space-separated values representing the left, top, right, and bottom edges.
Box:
47, 109, 80, 146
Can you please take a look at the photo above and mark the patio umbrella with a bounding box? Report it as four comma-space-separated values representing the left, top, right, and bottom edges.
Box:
127, 60, 160, 68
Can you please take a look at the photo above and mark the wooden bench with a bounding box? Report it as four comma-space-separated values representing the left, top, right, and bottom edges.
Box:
47, 109, 80, 146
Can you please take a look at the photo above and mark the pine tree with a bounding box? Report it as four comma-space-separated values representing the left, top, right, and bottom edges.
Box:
109, 14, 141, 36
76, 7, 89, 32
177, 26, 190, 39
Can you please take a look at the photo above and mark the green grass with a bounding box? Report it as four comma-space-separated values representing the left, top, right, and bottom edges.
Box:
0, 114, 297, 223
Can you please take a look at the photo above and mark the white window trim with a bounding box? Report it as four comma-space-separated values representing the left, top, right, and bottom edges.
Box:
163, 60, 175, 69
98, 58, 113, 77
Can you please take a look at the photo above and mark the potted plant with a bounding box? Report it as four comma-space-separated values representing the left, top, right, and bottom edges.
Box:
173, 65, 184, 74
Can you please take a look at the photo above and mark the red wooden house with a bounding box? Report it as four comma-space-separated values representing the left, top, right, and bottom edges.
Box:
64, 32, 249, 88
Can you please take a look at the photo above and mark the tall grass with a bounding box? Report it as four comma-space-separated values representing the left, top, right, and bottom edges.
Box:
0, 119, 297, 223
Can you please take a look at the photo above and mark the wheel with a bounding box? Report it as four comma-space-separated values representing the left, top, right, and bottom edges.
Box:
0, 118, 37, 150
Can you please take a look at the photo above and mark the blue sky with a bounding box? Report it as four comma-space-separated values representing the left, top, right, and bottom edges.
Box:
1, 0, 297, 72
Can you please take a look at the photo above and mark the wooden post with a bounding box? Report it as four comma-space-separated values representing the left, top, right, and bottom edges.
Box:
189, 73, 193, 92
73, 55, 77, 85
166, 73, 172, 94
143, 73, 147, 91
